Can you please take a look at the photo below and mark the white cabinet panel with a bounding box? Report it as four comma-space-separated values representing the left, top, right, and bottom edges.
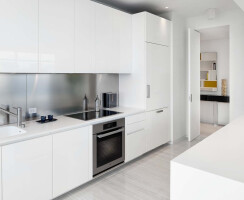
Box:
39, 0, 75, 73
113, 9, 132, 73
146, 44, 170, 111
2, 136, 52, 200
146, 108, 170, 151
0, 0, 38, 73
125, 121, 146, 162
145, 12, 170, 46
200, 101, 214, 124
94, 3, 115, 73
53, 127, 90, 198
94, 3, 132, 73
125, 113, 146, 125
218, 103, 229, 125
75, 0, 95, 73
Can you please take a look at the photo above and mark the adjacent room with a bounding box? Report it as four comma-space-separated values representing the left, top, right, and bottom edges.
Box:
199, 25, 230, 136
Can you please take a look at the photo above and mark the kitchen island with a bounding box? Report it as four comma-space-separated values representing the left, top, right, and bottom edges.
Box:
171, 116, 244, 200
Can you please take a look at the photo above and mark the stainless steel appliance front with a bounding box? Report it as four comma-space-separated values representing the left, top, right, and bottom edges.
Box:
93, 118, 125, 176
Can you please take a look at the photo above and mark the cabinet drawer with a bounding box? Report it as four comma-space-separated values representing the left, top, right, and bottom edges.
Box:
125, 129, 146, 162
126, 113, 145, 125
126, 121, 145, 135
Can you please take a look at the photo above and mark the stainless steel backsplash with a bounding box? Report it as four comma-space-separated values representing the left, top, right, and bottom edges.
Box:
0, 74, 119, 126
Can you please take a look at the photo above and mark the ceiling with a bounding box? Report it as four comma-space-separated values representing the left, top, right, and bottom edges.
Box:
199, 26, 229, 41
94, 0, 238, 17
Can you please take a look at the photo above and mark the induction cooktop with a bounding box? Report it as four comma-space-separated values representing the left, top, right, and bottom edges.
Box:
66, 110, 121, 121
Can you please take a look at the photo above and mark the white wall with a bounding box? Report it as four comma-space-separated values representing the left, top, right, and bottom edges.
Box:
233, 0, 244, 12
200, 38, 229, 95
187, 8, 244, 121
161, 12, 187, 141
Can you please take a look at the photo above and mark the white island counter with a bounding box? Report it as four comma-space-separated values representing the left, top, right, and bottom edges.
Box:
171, 116, 244, 200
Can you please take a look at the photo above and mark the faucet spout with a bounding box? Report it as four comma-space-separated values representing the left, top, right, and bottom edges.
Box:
0, 107, 23, 127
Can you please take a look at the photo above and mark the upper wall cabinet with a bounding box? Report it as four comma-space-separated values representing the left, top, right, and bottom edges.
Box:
0, 0, 38, 73
94, 3, 132, 73
113, 9, 132, 73
145, 12, 171, 46
75, 0, 95, 73
39, 0, 75, 73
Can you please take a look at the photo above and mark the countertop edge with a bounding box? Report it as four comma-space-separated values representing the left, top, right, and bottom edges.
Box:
0, 107, 145, 146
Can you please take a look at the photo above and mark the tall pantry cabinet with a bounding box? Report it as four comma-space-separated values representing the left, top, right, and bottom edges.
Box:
120, 12, 171, 152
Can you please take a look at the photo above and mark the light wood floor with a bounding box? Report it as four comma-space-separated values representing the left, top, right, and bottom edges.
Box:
56, 123, 223, 200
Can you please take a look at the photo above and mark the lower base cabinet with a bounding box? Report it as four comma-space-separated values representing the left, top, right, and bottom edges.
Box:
53, 127, 91, 198
2, 136, 52, 200
146, 108, 170, 151
125, 121, 146, 162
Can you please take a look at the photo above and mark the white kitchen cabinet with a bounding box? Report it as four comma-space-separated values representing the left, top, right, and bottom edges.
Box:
125, 113, 146, 162
0, 0, 38, 73
145, 12, 171, 46
218, 102, 229, 125
113, 9, 132, 73
94, 3, 115, 73
146, 43, 170, 111
75, 0, 95, 73
200, 101, 215, 124
2, 136, 52, 200
39, 0, 75, 73
125, 121, 146, 162
94, 3, 132, 73
53, 127, 90, 198
120, 12, 171, 111
146, 108, 170, 151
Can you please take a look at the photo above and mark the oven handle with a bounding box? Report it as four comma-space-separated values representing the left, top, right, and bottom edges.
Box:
97, 128, 124, 139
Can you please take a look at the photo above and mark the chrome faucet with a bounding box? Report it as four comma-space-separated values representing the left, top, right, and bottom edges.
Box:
0, 107, 24, 128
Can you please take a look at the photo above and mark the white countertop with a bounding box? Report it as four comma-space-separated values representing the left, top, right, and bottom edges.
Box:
0, 107, 145, 146
172, 116, 244, 184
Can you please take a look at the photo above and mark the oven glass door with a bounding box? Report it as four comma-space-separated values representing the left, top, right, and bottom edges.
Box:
94, 128, 125, 175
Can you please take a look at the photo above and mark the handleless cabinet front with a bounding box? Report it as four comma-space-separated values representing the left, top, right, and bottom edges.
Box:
75, 0, 95, 73
2, 136, 52, 200
145, 12, 171, 46
53, 127, 91, 198
0, 0, 38, 73
39, 0, 75, 73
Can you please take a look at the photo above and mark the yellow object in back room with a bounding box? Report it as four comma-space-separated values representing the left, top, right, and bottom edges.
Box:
204, 81, 217, 88
206, 72, 208, 80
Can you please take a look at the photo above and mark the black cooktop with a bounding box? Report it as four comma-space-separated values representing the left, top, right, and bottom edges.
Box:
66, 110, 121, 121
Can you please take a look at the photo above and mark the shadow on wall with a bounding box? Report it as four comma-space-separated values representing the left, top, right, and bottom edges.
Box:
0, 74, 119, 126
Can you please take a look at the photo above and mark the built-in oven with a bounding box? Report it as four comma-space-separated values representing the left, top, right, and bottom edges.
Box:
93, 118, 125, 176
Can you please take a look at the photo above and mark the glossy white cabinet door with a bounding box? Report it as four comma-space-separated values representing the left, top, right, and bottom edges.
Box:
113, 9, 132, 73
94, 3, 114, 73
53, 127, 90, 198
2, 136, 52, 200
0, 0, 38, 73
125, 121, 146, 162
145, 12, 171, 46
146, 44, 170, 111
146, 108, 170, 151
39, 0, 75, 73
75, 0, 95, 73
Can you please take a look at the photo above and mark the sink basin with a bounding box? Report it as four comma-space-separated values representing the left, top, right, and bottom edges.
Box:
0, 126, 26, 139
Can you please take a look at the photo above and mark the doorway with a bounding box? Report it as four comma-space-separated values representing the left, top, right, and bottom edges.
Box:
187, 25, 230, 141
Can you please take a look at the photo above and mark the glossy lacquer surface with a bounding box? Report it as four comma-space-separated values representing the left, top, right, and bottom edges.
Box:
53, 127, 90, 198
2, 136, 52, 200
39, 0, 75, 73
0, 0, 38, 73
